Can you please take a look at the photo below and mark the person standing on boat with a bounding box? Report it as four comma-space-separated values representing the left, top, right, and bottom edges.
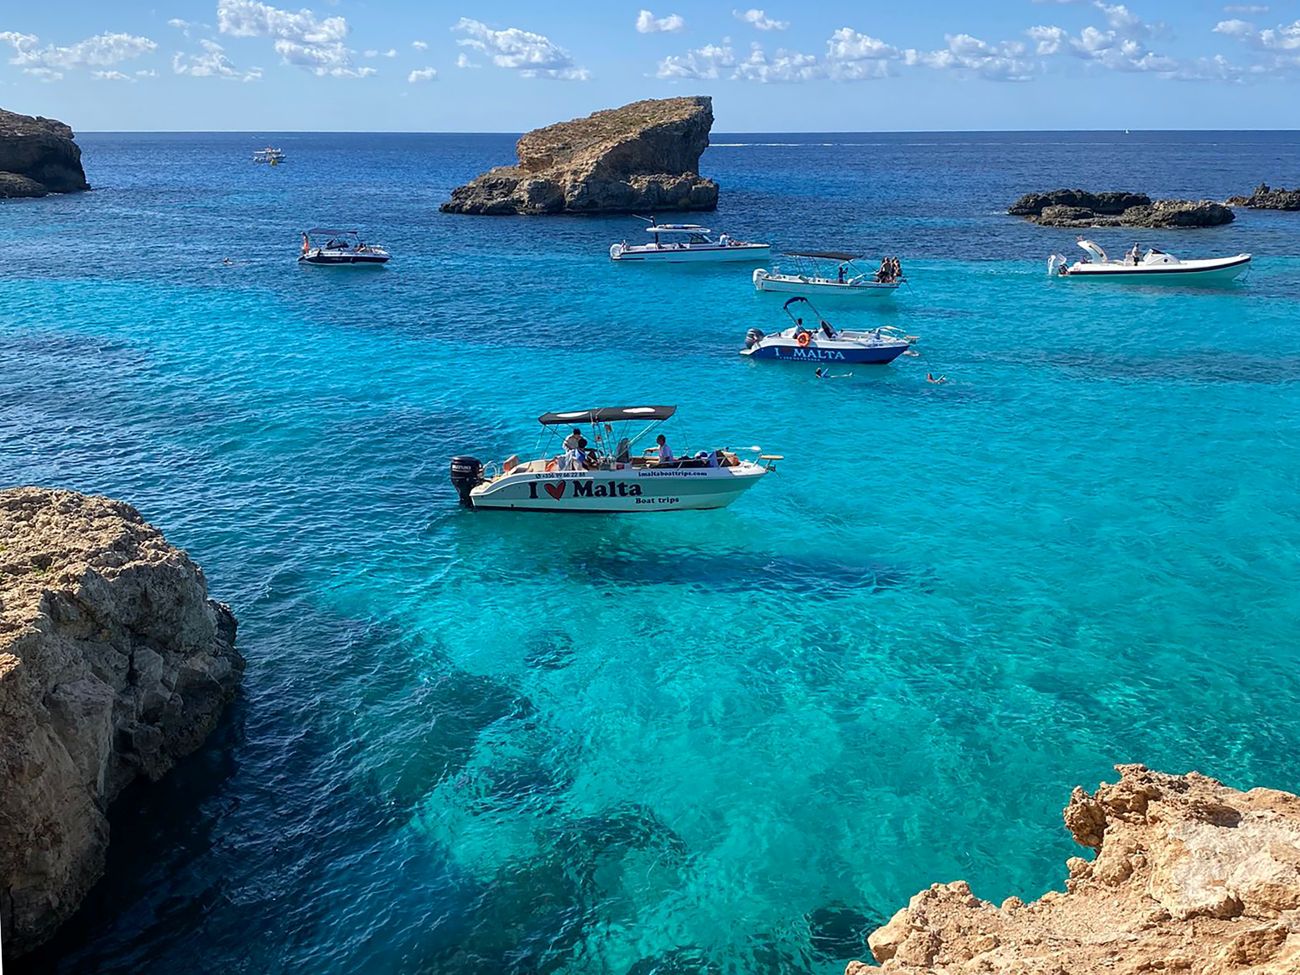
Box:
655, 434, 674, 465
1128, 243, 1140, 265
562, 427, 582, 452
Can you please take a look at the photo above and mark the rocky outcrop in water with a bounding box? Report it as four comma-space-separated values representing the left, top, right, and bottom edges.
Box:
0, 488, 243, 958
1227, 183, 1300, 211
0, 109, 89, 198
847, 764, 1300, 975
1010, 189, 1234, 228
440, 96, 719, 215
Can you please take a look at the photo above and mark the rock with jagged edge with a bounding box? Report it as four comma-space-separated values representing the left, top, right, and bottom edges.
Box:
0, 108, 89, 198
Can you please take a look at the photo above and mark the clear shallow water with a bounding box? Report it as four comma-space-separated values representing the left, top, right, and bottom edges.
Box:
4, 131, 1300, 973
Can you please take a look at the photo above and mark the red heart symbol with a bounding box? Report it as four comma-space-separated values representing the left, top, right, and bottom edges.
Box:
544, 481, 567, 500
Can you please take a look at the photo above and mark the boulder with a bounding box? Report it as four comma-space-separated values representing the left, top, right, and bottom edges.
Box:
1226, 183, 1300, 211
0, 108, 89, 198
846, 765, 1300, 975
0, 488, 243, 958
1008, 189, 1151, 216
441, 96, 719, 215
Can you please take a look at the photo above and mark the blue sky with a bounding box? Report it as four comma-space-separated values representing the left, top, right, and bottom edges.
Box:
1, 1, 1298, 130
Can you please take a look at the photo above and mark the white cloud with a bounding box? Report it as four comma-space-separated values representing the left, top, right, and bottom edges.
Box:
0, 30, 157, 78
216, 0, 372, 77
734, 43, 821, 81
656, 42, 736, 79
911, 33, 1037, 81
1223, 5, 1268, 12
408, 66, 437, 82
1027, 24, 1067, 54
412, 40, 428, 50
172, 38, 262, 80
363, 48, 397, 58
92, 69, 131, 80
456, 52, 479, 68
734, 8, 788, 31
636, 10, 685, 34
136, 68, 156, 77
452, 18, 589, 79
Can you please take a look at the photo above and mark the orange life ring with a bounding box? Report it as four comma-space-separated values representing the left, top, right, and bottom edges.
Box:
796, 331, 810, 348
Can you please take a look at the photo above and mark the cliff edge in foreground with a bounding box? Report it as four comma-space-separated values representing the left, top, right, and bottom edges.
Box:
0, 108, 89, 198
849, 764, 1300, 975
0, 488, 243, 957
441, 96, 719, 215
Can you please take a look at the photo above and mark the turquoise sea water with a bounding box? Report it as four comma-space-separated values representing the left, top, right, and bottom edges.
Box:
4, 131, 1300, 973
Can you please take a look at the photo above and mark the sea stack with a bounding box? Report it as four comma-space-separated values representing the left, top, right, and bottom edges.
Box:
0, 488, 243, 958
847, 765, 1300, 974
440, 95, 719, 215
1009, 189, 1234, 228
0, 108, 90, 198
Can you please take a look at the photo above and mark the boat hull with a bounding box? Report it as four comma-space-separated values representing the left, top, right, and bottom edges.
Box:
468, 465, 766, 512
741, 341, 907, 365
1063, 254, 1250, 284
299, 254, 390, 267
610, 244, 771, 264
753, 270, 899, 297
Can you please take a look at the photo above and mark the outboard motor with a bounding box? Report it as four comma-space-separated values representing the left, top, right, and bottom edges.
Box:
745, 327, 765, 349
449, 456, 484, 507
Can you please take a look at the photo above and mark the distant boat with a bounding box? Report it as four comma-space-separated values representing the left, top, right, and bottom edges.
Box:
753, 251, 904, 298
609, 221, 770, 263
1124, 129, 1131, 135
253, 147, 285, 165
740, 297, 915, 365
1048, 238, 1250, 283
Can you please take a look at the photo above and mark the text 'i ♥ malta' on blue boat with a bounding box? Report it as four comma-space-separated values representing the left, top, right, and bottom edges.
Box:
741, 297, 917, 365
448, 406, 780, 513
298, 229, 391, 267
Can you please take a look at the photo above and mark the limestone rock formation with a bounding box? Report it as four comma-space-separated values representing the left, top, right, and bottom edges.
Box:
1010, 189, 1234, 228
1227, 183, 1300, 211
847, 764, 1300, 975
0, 488, 243, 957
0, 109, 89, 198
441, 96, 719, 215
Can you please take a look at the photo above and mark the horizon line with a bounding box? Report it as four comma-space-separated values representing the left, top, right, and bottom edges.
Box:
75, 127, 1300, 135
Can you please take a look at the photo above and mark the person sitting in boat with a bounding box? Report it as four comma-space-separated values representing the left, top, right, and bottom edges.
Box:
562, 427, 582, 452
893, 257, 903, 279
581, 438, 600, 469
560, 439, 586, 471
719, 233, 731, 247
654, 434, 674, 465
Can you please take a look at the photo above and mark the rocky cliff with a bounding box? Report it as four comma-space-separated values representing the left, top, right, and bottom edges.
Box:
0, 109, 89, 199
0, 488, 243, 957
1227, 183, 1300, 211
848, 765, 1300, 975
1010, 189, 1234, 228
440, 96, 719, 215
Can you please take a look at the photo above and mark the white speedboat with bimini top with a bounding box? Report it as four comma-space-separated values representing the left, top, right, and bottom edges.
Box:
1049, 238, 1250, 283
299, 229, 390, 267
753, 252, 904, 298
253, 147, 285, 165
741, 297, 916, 365
449, 406, 778, 513
609, 221, 770, 263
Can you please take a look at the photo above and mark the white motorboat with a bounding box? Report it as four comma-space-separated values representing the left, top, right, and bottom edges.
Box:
753, 252, 903, 298
609, 222, 770, 263
1049, 239, 1250, 283
741, 297, 915, 366
253, 147, 285, 165
299, 229, 390, 267
449, 406, 778, 513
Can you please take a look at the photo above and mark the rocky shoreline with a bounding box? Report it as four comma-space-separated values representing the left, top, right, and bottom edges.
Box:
0, 488, 243, 958
1009, 189, 1234, 228
1227, 183, 1300, 211
0, 108, 89, 199
848, 765, 1300, 974
441, 96, 718, 215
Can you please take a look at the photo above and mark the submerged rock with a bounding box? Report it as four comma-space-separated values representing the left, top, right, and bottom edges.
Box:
1227, 183, 1300, 211
0, 488, 243, 957
1010, 188, 1234, 228
847, 764, 1300, 975
441, 96, 718, 215
0, 108, 89, 198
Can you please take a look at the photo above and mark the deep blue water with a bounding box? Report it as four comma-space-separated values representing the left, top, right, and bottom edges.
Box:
3, 130, 1300, 974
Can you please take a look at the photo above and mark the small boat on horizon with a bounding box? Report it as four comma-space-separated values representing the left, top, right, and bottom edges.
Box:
1049, 238, 1250, 283
449, 405, 777, 512
298, 229, 390, 267
609, 220, 770, 263
753, 251, 904, 298
741, 297, 915, 365
253, 147, 285, 165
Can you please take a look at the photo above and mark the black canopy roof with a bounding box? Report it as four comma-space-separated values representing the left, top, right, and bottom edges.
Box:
538, 406, 677, 426
784, 251, 862, 261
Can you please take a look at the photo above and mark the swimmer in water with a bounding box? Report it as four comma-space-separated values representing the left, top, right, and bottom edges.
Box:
927, 373, 947, 384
